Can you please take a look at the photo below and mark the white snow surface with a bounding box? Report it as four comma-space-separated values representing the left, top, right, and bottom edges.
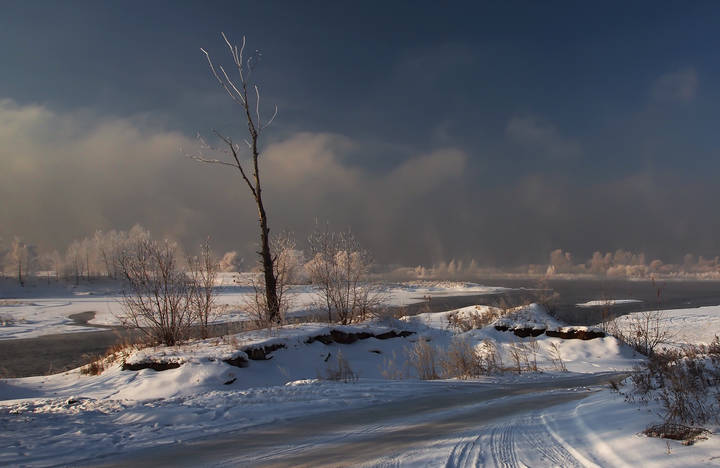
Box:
0, 280, 505, 340
603, 304, 720, 347
1, 301, 719, 466
577, 299, 643, 307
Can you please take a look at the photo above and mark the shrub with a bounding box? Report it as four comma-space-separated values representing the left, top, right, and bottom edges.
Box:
380, 350, 405, 380
447, 306, 503, 332
80, 359, 105, 376
507, 338, 540, 373
119, 238, 194, 346
119, 237, 220, 346
643, 423, 710, 445
548, 342, 567, 372
186, 238, 219, 339
245, 232, 299, 329
629, 337, 720, 425
79, 338, 138, 376
306, 226, 383, 324
407, 337, 438, 380
322, 350, 357, 383
439, 337, 483, 379
478, 339, 503, 373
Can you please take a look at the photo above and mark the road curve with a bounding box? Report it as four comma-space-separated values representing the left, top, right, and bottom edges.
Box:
88, 372, 623, 468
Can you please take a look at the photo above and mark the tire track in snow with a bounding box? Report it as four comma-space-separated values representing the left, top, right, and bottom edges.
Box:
99, 375, 620, 467
516, 417, 582, 468
445, 434, 483, 468
490, 424, 521, 468
446, 413, 585, 468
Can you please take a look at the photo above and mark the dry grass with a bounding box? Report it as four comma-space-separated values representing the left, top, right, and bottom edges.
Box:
439, 337, 483, 379
407, 337, 438, 380
643, 423, 710, 445
630, 336, 720, 425
80, 337, 142, 376
507, 338, 540, 374
405, 336, 504, 380
548, 342, 567, 372
438, 337, 503, 379
447, 305, 506, 332
80, 359, 105, 376
322, 350, 357, 383
380, 350, 406, 380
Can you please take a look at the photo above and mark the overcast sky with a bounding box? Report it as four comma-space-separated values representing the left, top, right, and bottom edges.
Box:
2, 1, 720, 266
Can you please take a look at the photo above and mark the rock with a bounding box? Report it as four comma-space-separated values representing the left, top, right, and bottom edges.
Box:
122, 361, 182, 371
243, 343, 286, 360
512, 328, 546, 338
223, 356, 249, 368
545, 329, 605, 340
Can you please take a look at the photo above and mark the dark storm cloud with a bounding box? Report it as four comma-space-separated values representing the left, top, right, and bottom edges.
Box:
2, 2, 720, 266
2, 97, 719, 267
0, 100, 468, 262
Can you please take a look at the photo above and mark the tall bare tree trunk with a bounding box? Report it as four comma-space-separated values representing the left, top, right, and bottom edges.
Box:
197, 33, 282, 324
258, 201, 280, 322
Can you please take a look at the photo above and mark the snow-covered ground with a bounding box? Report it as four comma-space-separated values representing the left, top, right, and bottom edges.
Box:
365, 387, 718, 468
598, 304, 720, 347
0, 280, 505, 340
1, 301, 718, 466
577, 299, 642, 307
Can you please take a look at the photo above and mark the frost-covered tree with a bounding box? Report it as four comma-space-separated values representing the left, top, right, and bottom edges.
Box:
186, 238, 219, 338
61, 225, 151, 282
218, 250, 242, 272
64, 240, 84, 285
193, 33, 282, 324
246, 233, 300, 327
48, 250, 63, 281
6, 237, 36, 286
118, 237, 193, 346
306, 226, 382, 324
119, 235, 219, 345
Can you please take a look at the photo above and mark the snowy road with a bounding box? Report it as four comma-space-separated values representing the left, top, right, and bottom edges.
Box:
92, 373, 623, 468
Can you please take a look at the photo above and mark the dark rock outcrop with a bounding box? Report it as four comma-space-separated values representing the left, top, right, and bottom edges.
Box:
243, 343, 286, 360
223, 356, 250, 367
545, 329, 605, 340
122, 361, 182, 371
494, 325, 605, 340
305, 329, 414, 345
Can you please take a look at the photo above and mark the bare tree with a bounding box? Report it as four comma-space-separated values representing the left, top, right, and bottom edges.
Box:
306, 224, 336, 322
64, 240, 84, 285
306, 226, 382, 324
193, 33, 281, 324
246, 232, 299, 327
7, 237, 35, 286
118, 238, 193, 346
607, 279, 673, 356
9, 237, 25, 286
625, 308, 672, 356
186, 238, 219, 338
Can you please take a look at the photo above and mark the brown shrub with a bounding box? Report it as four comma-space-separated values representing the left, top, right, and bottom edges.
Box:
643, 423, 709, 445
439, 337, 482, 379
322, 350, 357, 383
630, 341, 720, 425
407, 337, 438, 380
